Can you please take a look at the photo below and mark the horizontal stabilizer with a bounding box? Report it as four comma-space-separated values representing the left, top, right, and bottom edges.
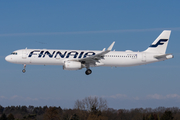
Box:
154, 54, 174, 59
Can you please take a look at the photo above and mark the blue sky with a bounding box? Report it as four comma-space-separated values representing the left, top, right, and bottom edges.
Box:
0, 1, 180, 109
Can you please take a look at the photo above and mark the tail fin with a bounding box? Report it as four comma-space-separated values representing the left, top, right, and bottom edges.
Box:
144, 30, 171, 54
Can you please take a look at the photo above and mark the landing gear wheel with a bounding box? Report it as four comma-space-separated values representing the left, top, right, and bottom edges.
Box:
85, 69, 92, 75
22, 64, 26, 73
22, 69, 26, 73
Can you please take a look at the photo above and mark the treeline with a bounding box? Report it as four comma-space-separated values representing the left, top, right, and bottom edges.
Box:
0, 96, 179, 120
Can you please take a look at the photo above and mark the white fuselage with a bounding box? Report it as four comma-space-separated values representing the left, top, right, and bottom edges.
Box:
5, 30, 173, 75
5, 49, 163, 67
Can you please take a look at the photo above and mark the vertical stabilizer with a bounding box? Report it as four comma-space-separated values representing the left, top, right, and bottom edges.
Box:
144, 30, 171, 54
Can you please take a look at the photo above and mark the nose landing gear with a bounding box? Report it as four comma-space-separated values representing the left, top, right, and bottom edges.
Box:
22, 64, 26, 73
85, 69, 92, 75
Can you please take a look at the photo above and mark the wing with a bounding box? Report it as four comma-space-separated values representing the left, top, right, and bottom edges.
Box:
77, 42, 115, 66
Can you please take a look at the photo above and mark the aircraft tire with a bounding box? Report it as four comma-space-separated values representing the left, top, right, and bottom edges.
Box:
22, 69, 26, 73
85, 69, 92, 75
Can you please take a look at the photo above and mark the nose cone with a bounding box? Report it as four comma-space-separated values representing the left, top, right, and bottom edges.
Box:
5, 55, 19, 64
5, 55, 12, 62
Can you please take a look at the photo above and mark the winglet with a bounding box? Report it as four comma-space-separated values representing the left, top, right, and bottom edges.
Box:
107, 41, 115, 51
102, 48, 106, 51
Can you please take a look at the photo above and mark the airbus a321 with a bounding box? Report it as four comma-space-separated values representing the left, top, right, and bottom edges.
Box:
5, 30, 173, 75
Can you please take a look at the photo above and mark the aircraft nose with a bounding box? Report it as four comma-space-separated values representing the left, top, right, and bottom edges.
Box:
5, 55, 12, 62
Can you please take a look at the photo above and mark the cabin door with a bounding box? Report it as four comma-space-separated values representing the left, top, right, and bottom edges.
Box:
22, 49, 27, 59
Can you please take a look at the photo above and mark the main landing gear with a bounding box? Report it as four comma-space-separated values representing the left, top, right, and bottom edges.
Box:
22, 64, 26, 73
85, 69, 92, 75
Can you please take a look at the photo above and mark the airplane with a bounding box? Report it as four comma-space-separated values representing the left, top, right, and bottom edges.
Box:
5, 30, 173, 75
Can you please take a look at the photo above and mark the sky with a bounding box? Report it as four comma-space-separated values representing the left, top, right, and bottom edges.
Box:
0, 1, 180, 109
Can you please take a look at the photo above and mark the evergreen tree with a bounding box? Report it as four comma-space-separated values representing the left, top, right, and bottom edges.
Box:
7, 113, 14, 120
70, 114, 79, 120
0, 106, 4, 114
0, 113, 7, 120
161, 111, 173, 120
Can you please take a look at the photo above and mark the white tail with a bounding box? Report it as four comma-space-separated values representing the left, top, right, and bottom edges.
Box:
144, 30, 171, 54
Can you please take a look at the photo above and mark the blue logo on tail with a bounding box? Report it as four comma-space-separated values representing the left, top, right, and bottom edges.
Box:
150, 39, 168, 47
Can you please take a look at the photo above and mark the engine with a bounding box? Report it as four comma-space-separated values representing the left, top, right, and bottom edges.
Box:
63, 61, 82, 70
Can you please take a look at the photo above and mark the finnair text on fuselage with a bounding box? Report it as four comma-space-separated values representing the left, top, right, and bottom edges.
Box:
28, 50, 96, 59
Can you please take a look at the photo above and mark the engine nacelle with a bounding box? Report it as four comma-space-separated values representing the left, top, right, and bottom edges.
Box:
63, 61, 82, 70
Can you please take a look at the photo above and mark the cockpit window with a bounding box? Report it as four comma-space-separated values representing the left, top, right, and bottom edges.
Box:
11, 52, 17, 55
